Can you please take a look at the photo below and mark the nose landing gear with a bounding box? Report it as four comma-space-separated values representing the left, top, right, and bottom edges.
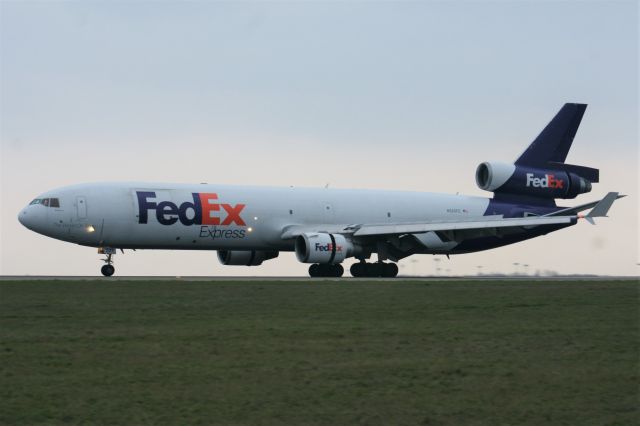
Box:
99, 247, 116, 277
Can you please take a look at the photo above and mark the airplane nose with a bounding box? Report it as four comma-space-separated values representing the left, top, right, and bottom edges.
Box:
18, 207, 33, 230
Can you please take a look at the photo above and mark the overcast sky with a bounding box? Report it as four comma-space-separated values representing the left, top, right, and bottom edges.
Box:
1, 1, 637, 277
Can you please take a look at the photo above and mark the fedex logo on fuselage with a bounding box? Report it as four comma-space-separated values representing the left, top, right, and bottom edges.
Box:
525, 173, 564, 189
136, 191, 246, 226
315, 243, 343, 252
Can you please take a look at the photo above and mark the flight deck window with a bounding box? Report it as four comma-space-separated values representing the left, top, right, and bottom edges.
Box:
30, 199, 42, 205
42, 199, 50, 206
50, 198, 60, 208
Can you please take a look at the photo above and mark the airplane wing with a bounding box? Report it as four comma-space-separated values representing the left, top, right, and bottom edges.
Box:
280, 193, 621, 248
352, 215, 575, 237
281, 215, 577, 261
281, 215, 576, 240
281, 224, 359, 240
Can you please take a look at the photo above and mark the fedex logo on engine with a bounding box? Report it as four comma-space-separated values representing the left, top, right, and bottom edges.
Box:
136, 191, 246, 226
526, 173, 564, 189
315, 243, 343, 252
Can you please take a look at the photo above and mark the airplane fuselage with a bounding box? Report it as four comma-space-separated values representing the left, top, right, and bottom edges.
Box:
21, 182, 534, 253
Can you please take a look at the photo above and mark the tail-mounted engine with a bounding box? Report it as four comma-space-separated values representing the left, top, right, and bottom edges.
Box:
295, 232, 361, 264
217, 250, 279, 266
476, 103, 601, 201
475, 161, 594, 200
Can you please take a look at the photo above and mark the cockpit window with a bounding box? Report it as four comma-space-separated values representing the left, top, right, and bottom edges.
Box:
29, 198, 60, 207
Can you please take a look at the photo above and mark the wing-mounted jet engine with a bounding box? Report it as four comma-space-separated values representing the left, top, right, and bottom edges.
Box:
294, 232, 368, 277
475, 103, 598, 203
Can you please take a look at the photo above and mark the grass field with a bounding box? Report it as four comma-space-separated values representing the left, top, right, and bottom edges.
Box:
0, 280, 638, 425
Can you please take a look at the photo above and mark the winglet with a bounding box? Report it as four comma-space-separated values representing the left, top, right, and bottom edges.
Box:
582, 192, 622, 224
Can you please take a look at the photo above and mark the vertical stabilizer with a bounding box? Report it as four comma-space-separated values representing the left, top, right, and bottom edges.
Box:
515, 103, 587, 167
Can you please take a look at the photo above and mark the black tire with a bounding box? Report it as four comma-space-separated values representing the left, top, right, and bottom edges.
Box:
350, 262, 364, 278
101, 264, 115, 277
366, 263, 381, 277
383, 263, 399, 278
318, 264, 330, 277
333, 264, 344, 278
309, 264, 320, 277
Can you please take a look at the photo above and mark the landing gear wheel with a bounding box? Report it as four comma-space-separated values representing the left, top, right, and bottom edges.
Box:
382, 263, 399, 278
309, 264, 320, 277
308, 263, 344, 278
351, 262, 398, 278
101, 264, 115, 277
350, 262, 364, 278
99, 248, 117, 277
368, 263, 381, 277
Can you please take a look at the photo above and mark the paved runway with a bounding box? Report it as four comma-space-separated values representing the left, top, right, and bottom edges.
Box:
1, 275, 637, 282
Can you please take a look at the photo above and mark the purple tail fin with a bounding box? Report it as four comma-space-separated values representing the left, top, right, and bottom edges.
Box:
515, 103, 598, 182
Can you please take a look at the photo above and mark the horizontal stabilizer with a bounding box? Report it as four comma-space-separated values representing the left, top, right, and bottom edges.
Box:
587, 192, 620, 218
545, 193, 625, 217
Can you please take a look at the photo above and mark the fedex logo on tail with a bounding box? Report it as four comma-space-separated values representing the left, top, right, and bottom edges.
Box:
526, 173, 564, 189
137, 191, 246, 226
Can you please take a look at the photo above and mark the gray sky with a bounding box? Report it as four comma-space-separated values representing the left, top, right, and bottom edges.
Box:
1, 1, 637, 276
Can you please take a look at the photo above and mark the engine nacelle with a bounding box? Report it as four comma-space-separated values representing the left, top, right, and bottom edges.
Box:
217, 250, 279, 266
476, 161, 592, 199
295, 232, 358, 264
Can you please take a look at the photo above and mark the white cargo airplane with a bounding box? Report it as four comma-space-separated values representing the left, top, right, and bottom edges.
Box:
18, 104, 622, 277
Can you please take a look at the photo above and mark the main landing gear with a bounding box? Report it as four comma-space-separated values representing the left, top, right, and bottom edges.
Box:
307, 261, 399, 278
308, 263, 344, 278
350, 261, 398, 278
99, 247, 117, 277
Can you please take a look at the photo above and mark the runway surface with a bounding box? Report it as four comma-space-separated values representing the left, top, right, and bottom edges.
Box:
1, 275, 637, 281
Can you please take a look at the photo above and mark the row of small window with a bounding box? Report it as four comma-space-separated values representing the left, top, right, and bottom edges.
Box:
30, 198, 60, 208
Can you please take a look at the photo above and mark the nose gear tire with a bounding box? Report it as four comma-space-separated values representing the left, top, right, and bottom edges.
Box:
101, 264, 115, 277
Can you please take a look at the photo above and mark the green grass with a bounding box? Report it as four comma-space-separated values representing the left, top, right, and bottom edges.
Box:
0, 280, 638, 425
